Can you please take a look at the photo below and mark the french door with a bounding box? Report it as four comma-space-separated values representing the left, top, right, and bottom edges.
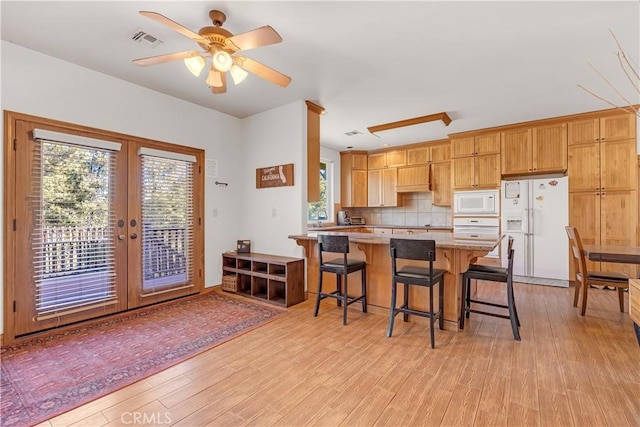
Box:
7, 113, 203, 339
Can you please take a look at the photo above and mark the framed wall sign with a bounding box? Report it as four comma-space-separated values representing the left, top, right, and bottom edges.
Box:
256, 163, 294, 189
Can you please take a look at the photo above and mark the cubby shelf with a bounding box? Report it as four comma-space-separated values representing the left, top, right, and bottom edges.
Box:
221, 252, 305, 307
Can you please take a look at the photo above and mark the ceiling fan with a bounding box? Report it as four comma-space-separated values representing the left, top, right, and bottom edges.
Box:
133, 10, 292, 94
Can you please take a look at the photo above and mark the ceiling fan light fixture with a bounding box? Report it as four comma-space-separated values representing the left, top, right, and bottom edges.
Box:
184, 55, 205, 76
230, 64, 248, 85
206, 68, 224, 87
212, 50, 233, 72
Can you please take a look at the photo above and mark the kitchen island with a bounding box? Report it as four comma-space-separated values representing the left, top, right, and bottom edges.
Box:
289, 230, 503, 331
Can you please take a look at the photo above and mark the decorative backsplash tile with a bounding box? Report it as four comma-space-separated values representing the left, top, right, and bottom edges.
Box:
349, 193, 452, 226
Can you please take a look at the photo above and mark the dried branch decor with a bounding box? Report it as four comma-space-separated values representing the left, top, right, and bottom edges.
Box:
578, 29, 640, 117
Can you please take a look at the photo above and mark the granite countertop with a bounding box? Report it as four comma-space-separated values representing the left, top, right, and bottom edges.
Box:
290, 230, 501, 251
307, 225, 453, 231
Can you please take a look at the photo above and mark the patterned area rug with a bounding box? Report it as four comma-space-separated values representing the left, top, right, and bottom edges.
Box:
0, 292, 285, 426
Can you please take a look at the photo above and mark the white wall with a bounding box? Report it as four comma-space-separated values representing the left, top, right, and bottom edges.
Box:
320, 145, 341, 219
0, 41, 245, 333
239, 101, 307, 258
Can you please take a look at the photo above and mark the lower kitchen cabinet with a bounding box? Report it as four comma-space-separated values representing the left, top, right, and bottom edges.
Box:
222, 252, 305, 307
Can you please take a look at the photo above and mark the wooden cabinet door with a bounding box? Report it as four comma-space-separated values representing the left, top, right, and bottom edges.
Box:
352, 170, 368, 207
407, 146, 429, 165
367, 169, 382, 207
451, 137, 475, 158
475, 154, 501, 188
431, 161, 451, 206
397, 165, 429, 187
501, 128, 532, 175
600, 114, 636, 142
368, 153, 386, 169
533, 123, 567, 173
385, 150, 407, 168
601, 139, 637, 191
352, 153, 368, 170
568, 142, 600, 192
568, 118, 599, 145
600, 191, 637, 275
430, 144, 451, 162
569, 191, 601, 274
475, 133, 501, 155
452, 157, 475, 189
382, 168, 398, 206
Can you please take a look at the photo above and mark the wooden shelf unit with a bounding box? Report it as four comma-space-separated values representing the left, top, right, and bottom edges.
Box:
222, 252, 305, 307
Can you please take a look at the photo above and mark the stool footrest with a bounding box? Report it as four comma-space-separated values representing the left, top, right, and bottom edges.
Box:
468, 299, 509, 310
467, 308, 511, 320
318, 292, 365, 306
393, 305, 443, 320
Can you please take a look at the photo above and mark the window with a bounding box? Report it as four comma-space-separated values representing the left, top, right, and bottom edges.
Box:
307, 160, 333, 222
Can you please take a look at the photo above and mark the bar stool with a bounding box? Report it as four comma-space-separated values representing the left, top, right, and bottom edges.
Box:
313, 234, 367, 325
459, 236, 520, 340
387, 238, 445, 349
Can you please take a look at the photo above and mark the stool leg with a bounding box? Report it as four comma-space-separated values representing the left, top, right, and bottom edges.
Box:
512, 287, 521, 327
618, 287, 625, 312
361, 267, 367, 313
343, 273, 349, 325
465, 276, 471, 319
403, 282, 410, 322
460, 274, 467, 330
439, 277, 444, 330
336, 274, 342, 307
314, 270, 323, 317
429, 285, 435, 349
387, 280, 397, 337
507, 278, 521, 341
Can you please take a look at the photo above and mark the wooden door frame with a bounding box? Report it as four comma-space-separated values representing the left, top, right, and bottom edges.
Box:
3, 111, 205, 346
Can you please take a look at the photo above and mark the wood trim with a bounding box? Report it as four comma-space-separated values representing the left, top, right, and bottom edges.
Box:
304, 100, 325, 115
448, 105, 640, 139
367, 112, 452, 134
365, 138, 450, 155
3, 110, 206, 345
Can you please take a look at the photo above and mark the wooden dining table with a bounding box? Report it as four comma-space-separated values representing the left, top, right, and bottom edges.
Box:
582, 244, 640, 346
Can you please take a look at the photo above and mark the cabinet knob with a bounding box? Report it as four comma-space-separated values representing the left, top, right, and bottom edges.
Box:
601, 187, 605, 190
601, 138, 605, 141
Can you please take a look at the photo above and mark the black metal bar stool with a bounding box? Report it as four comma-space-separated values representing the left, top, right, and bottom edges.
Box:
387, 238, 445, 349
459, 236, 520, 340
313, 234, 367, 325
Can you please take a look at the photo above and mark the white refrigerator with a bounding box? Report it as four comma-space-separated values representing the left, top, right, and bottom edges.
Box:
501, 177, 569, 286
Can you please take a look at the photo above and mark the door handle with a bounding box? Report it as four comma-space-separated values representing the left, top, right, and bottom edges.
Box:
130, 233, 138, 239
118, 234, 126, 240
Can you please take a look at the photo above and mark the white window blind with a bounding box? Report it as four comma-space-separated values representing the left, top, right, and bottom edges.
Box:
140, 153, 194, 294
31, 139, 118, 317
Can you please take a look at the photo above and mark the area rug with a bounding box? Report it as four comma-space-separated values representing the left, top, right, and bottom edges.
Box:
0, 291, 285, 426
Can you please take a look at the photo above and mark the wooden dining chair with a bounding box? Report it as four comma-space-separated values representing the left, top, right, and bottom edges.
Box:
564, 226, 629, 316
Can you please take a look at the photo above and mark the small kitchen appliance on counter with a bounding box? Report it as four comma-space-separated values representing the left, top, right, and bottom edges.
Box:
337, 210, 351, 225
350, 217, 365, 225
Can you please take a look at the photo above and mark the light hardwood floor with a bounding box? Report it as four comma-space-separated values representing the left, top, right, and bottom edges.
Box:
38, 282, 640, 426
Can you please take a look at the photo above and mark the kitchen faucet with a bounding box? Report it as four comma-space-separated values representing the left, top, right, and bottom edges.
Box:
316, 208, 328, 227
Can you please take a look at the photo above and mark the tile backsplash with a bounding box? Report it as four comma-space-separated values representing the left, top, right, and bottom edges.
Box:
348, 193, 452, 227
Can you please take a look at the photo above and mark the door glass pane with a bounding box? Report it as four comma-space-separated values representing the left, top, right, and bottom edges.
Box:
140, 155, 194, 293
33, 141, 117, 316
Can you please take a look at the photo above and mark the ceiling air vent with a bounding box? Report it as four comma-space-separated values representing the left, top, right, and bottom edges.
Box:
344, 130, 362, 137
130, 28, 163, 48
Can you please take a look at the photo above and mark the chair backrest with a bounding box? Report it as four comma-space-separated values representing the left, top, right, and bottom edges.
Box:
318, 234, 350, 266
565, 226, 588, 279
389, 238, 437, 262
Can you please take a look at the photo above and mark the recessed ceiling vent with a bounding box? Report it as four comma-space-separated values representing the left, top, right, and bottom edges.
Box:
344, 130, 362, 136
130, 28, 163, 48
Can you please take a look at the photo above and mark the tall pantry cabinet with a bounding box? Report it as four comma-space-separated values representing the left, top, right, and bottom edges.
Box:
568, 113, 637, 275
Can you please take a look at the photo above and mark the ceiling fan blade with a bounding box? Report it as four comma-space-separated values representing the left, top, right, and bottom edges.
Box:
235, 56, 292, 87
225, 26, 283, 52
132, 50, 201, 66
139, 11, 207, 44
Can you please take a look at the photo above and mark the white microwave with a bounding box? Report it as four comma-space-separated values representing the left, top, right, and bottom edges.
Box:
453, 190, 499, 216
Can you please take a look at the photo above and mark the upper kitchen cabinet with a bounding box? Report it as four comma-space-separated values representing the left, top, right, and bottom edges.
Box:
368, 168, 398, 207
451, 133, 500, 190
340, 151, 368, 208
501, 123, 567, 176
568, 114, 636, 145
406, 141, 451, 165
431, 161, 452, 206
568, 113, 637, 193
368, 149, 407, 169
452, 132, 501, 158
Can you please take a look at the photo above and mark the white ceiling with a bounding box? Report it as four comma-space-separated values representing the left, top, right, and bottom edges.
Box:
2, 1, 639, 151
